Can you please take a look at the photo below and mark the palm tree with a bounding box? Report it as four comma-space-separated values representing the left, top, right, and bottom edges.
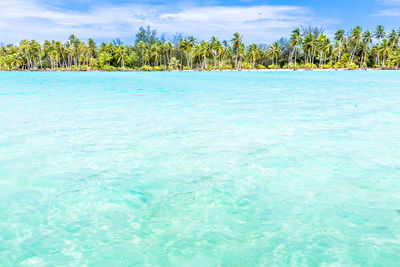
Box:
379, 39, 392, 68
2, 25, 400, 70
391, 49, 400, 69
199, 41, 211, 69
247, 44, 259, 69
349, 26, 362, 64
267, 42, 281, 67
179, 39, 190, 68
374, 25, 386, 41
335, 29, 345, 43
187, 36, 195, 68
332, 40, 343, 68
88, 38, 97, 66
150, 43, 161, 66
334, 29, 346, 65
115, 45, 127, 69
289, 28, 302, 67
210, 36, 218, 69
361, 30, 372, 67
168, 57, 180, 70
98, 51, 112, 67
19, 40, 31, 69
30, 40, 42, 69
373, 25, 386, 66
222, 40, 230, 66
54, 41, 66, 68
164, 42, 174, 66
231, 32, 242, 69
303, 33, 316, 67
388, 29, 399, 49
316, 34, 330, 66
142, 48, 150, 66
0, 55, 7, 70
213, 40, 223, 69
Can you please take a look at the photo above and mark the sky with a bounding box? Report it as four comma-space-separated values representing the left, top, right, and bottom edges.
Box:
0, 0, 399, 44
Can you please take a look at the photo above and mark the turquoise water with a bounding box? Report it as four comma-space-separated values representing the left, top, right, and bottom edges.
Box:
1, 71, 400, 266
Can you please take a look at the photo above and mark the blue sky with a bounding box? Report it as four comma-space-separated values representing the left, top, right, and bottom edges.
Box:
0, 0, 399, 44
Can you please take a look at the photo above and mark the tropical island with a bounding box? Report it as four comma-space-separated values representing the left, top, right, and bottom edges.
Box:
0, 25, 399, 71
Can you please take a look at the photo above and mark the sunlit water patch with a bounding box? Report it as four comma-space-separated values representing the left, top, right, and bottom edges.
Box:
1, 71, 400, 266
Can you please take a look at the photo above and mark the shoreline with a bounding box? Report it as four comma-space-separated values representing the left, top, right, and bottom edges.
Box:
0, 68, 399, 72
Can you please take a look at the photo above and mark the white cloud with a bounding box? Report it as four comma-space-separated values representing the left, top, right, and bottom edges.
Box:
157, 5, 312, 43
376, 0, 400, 16
0, 0, 314, 44
376, 9, 400, 16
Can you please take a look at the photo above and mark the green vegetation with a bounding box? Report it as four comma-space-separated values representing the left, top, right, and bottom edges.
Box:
1, 25, 400, 71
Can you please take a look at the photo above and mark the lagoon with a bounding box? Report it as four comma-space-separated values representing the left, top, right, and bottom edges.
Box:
1, 71, 400, 266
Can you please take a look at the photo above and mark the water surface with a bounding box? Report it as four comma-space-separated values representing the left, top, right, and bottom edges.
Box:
1, 71, 400, 266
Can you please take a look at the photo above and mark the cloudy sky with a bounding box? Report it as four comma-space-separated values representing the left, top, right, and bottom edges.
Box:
0, 0, 399, 44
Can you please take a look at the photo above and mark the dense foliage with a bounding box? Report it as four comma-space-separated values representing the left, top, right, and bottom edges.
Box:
1, 25, 400, 71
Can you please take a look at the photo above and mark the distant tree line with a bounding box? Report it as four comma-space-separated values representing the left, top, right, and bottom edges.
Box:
1, 25, 400, 71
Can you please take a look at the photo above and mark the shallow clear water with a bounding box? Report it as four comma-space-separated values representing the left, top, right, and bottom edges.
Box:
1, 71, 400, 266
